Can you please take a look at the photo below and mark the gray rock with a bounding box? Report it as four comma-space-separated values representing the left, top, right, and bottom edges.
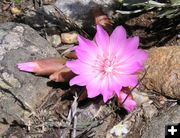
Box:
0, 22, 59, 124
141, 105, 180, 138
123, 0, 147, 5
55, 0, 115, 28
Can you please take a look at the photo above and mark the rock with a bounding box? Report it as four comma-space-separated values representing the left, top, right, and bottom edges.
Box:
10, 7, 22, 15
123, 0, 147, 4
141, 105, 180, 138
61, 31, 78, 44
0, 22, 60, 124
139, 46, 180, 99
107, 103, 180, 138
142, 101, 158, 119
54, 0, 115, 29
132, 89, 150, 106
76, 104, 115, 138
24, 1, 115, 35
23, 5, 72, 32
107, 97, 158, 138
0, 124, 9, 136
43, 0, 56, 5
49, 34, 61, 47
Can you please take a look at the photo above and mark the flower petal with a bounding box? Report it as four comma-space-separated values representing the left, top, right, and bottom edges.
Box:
102, 89, 113, 103
95, 25, 109, 52
75, 47, 97, 64
100, 76, 115, 102
123, 99, 137, 112
111, 26, 127, 39
108, 76, 122, 97
69, 75, 87, 86
109, 26, 127, 53
75, 35, 99, 62
126, 49, 148, 66
86, 75, 102, 98
66, 60, 96, 76
77, 35, 97, 53
126, 36, 139, 51
66, 60, 82, 74
119, 92, 137, 112
118, 75, 138, 87
115, 36, 139, 60
116, 62, 143, 74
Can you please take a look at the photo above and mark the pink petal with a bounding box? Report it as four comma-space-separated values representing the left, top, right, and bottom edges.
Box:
75, 47, 97, 64
118, 75, 138, 87
124, 99, 137, 112
75, 36, 100, 63
111, 26, 127, 40
102, 89, 113, 103
101, 91, 110, 103
115, 36, 139, 60
66, 60, 82, 74
77, 35, 98, 54
107, 76, 122, 97
100, 76, 114, 102
119, 92, 137, 112
112, 85, 122, 97
94, 25, 109, 53
109, 26, 127, 53
126, 36, 139, 51
70, 72, 97, 86
126, 49, 148, 66
86, 75, 102, 98
100, 75, 109, 90
86, 74, 114, 101
66, 60, 95, 75
117, 48, 148, 66
116, 62, 143, 74
69, 75, 87, 86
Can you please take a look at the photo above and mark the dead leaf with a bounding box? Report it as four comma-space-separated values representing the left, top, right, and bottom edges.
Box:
92, 7, 113, 34
64, 51, 77, 59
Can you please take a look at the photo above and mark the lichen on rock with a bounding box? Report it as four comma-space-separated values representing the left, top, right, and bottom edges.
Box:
0, 22, 60, 124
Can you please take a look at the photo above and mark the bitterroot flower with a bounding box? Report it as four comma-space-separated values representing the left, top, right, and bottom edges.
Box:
66, 25, 148, 104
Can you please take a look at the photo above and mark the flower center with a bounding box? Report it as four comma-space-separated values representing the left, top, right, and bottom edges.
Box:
103, 56, 116, 73
94, 55, 118, 74
104, 66, 113, 73
103, 59, 113, 73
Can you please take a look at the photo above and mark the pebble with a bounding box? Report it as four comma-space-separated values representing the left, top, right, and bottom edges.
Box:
50, 34, 61, 47
61, 31, 78, 44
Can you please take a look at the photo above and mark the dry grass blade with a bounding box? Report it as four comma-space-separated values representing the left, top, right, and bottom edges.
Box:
61, 93, 78, 137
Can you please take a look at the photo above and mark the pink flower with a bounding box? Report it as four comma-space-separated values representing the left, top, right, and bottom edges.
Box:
66, 25, 148, 103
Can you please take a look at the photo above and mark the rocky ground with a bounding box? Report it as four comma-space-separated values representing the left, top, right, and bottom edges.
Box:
0, 0, 180, 138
